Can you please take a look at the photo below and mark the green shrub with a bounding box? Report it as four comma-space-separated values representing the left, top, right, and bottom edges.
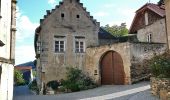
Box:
61, 67, 97, 92
47, 80, 59, 90
150, 52, 170, 78
28, 79, 39, 94
14, 70, 26, 86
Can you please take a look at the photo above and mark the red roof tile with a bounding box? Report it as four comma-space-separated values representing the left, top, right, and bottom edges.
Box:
15, 66, 32, 70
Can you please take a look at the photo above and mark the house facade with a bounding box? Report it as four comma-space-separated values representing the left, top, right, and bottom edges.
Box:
35, 0, 167, 93
0, 0, 17, 100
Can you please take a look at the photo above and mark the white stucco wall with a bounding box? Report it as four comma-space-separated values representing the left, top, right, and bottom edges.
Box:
0, 0, 12, 59
0, 0, 15, 100
0, 63, 14, 100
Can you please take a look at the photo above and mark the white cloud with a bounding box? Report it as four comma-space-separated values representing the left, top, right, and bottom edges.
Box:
15, 45, 35, 65
16, 7, 39, 42
48, 0, 57, 7
94, 11, 110, 17
107, 7, 136, 29
15, 6, 38, 65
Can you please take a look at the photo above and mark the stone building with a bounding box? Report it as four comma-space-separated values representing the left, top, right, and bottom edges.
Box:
129, 3, 167, 43
0, 0, 17, 100
34, 0, 167, 93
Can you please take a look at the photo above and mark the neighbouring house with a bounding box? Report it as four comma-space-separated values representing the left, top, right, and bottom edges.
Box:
34, 0, 167, 94
0, 0, 17, 100
129, 3, 167, 43
15, 66, 34, 84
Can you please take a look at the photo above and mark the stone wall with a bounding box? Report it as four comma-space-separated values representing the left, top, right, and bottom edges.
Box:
130, 43, 167, 83
85, 42, 131, 85
165, 0, 170, 49
151, 77, 170, 100
137, 18, 167, 43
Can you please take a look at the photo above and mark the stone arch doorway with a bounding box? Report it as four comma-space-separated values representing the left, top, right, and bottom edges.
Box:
100, 51, 125, 85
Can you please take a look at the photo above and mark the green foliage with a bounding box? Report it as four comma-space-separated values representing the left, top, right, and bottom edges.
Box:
47, 80, 59, 90
102, 23, 129, 37
14, 70, 26, 86
61, 67, 97, 92
28, 79, 39, 94
150, 52, 170, 78
32, 70, 37, 77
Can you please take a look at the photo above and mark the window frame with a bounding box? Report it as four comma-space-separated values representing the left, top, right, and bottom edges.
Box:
54, 37, 66, 53
147, 33, 152, 43
74, 37, 85, 53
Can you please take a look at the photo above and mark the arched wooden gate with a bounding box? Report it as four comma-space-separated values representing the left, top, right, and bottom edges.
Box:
100, 51, 125, 85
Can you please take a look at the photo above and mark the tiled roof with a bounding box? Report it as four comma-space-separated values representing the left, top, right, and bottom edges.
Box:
15, 66, 32, 70
136, 3, 165, 17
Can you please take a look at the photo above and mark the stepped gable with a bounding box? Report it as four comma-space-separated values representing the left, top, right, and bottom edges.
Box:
39, 0, 99, 25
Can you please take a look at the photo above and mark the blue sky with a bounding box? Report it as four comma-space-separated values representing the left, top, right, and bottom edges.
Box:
15, 0, 159, 65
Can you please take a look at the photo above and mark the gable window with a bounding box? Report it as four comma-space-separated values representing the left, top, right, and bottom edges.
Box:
61, 13, 64, 18
76, 14, 80, 19
54, 36, 65, 53
75, 36, 85, 53
147, 33, 152, 43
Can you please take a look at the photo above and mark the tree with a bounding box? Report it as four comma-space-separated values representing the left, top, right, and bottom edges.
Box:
14, 70, 25, 86
102, 23, 129, 37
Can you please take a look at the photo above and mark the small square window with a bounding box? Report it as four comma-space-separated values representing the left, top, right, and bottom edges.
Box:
76, 15, 80, 18
61, 13, 64, 18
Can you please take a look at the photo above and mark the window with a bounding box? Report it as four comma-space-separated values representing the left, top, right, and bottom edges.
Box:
75, 41, 84, 53
75, 36, 85, 53
55, 40, 65, 53
147, 33, 152, 43
61, 13, 64, 18
76, 15, 80, 18
37, 42, 41, 53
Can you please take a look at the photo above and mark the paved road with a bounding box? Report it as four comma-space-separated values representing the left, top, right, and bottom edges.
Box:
13, 81, 159, 100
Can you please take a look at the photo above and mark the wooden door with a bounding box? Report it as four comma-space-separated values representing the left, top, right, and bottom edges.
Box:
101, 51, 125, 85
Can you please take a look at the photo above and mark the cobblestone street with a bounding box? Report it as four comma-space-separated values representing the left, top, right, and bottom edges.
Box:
13, 81, 159, 100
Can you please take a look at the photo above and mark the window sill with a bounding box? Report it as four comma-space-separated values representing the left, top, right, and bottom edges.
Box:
55, 52, 65, 54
